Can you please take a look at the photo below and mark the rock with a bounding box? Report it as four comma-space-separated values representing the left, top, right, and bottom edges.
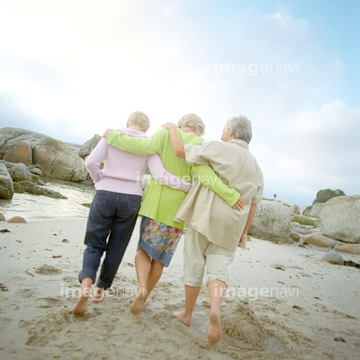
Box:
13, 182, 25, 193
28, 165, 43, 177
334, 243, 360, 256
290, 222, 319, 236
262, 197, 300, 215
17, 181, 67, 199
319, 195, 360, 243
248, 200, 291, 243
321, 250, 344, 265
64, 142, 82, 156
0, 127, 48, 151
7, 216, 27, 224
2, 141, 33, 165
79, 134, 101, 159
291, 215, 316, 226
0, 128, 86, 183
0, 213, 5, 221
302, 234, 339, 249
33, 137, 87, 182
281, 201, 300, 215
310, 202, 323, 218
6, 163, 32, 182
0, 163, 14, 199
290, 231, 301, 242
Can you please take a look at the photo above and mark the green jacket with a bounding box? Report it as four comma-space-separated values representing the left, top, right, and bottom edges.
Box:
107, 127, 239, 229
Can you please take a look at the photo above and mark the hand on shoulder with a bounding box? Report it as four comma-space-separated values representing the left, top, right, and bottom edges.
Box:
161, 123, 178, 131
102, 129, 115, 139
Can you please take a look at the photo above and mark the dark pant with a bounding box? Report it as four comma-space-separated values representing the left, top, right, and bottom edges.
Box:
79, 190, 142, 289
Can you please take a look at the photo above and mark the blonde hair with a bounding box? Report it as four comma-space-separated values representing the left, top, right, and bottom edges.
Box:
127, 111, 150, 131
225, 115, 252, 143
177, 113, 205, 136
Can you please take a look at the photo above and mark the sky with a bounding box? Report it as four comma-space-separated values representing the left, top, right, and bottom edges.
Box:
0, 0, 359, 206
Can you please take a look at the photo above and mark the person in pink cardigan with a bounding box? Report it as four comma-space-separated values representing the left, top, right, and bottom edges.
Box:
73, 111, 191, 315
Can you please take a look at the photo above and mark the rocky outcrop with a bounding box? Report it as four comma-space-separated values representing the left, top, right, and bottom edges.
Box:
2, 141, 33, 165
261, 197, 300, 215
0, 163, 14, 199
0, 160, 67, 199
248, 200, 291, 243
64, 143, 82, 156
6, 163, 32, 182
0, 127, 90, 183
79, 134, 101, 159
302, 233, 339, 249
16, 181, 67, 199
319, 195, 360, 243
334, 243, 360, 256
33, 138, 87, 182
290, 222, 320, 236
309, 202, 323, 218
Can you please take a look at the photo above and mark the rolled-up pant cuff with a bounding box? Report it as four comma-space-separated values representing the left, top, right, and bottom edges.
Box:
206, 275, 229, 287
95, 279, 111, 290
79, 269, 96, 284
182, 275, 203, 288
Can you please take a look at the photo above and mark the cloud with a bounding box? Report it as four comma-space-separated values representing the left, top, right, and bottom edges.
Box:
257, 100, 360, 204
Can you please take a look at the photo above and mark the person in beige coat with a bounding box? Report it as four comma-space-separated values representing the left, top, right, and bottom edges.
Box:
162, 115, 264, 345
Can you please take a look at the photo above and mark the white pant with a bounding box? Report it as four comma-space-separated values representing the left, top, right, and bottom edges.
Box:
182, 227, 235, 287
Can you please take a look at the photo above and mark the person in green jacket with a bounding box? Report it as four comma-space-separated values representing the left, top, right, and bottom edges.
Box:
103, 114, 243, 316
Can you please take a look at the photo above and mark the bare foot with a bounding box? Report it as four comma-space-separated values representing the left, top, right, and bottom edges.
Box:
73, 295, 88, 316
92, 287, 105, 303
208, 309, 222, 345
130, 285, 148, 316
172, 311, 191, 327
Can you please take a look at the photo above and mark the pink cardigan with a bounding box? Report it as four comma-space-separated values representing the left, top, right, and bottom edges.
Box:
86, 127, 191, 196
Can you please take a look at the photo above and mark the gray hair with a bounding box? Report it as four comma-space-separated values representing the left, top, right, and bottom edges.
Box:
127, 111, 150, 130
177, 113, 205, 136
225, 115, 252, 143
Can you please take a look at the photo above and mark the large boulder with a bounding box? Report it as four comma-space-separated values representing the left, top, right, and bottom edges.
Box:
2, 141, 33, 165
79, 134, 101, 159
248, 200, 291, 243
319, 195, 360, 243
261, 197, 300, 215
0, 128, 88, 183
0, 127, 47, 153
64, 142, 82, 156
310, 202, 323, 218
33, 138, 87, 182
0, 163, 14, 199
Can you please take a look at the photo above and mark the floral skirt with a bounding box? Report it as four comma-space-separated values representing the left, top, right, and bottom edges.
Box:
137, 216, 183, 267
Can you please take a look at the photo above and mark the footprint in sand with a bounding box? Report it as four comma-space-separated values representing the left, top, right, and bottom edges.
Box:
35, 265, 61, 275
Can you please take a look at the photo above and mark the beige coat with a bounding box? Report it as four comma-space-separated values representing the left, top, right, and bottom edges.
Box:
174, 139, 263, 251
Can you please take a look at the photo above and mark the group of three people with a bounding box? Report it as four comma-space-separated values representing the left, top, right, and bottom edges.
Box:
73, 111, 263, 345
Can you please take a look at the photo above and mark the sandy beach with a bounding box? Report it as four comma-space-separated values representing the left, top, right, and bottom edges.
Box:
0, 217, 359, 359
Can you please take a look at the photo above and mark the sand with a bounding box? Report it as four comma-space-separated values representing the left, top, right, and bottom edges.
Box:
0, 218, 359, 359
